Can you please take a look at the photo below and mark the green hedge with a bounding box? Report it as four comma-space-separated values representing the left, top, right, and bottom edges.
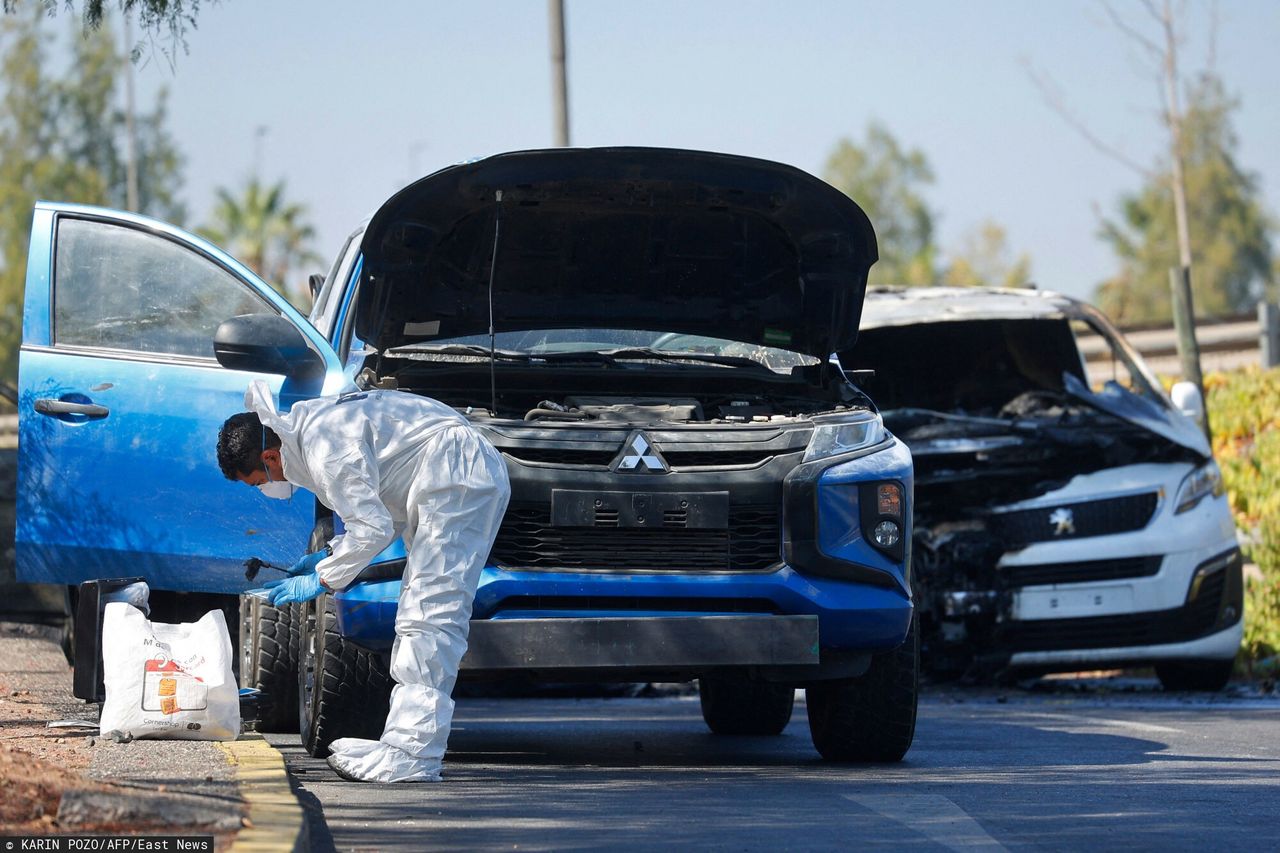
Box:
1205, 367, 1280, 675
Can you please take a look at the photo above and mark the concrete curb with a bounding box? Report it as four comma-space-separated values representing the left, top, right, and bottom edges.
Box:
218, 733, 309, 852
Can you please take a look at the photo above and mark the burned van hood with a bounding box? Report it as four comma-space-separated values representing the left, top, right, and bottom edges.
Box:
357, 147, 877, 358
862, 286, 1211, 458
860, 286, 1081, 329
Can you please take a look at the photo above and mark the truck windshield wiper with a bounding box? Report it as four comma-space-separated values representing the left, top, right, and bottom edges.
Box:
383, 344, 625, 367
383, 344, 769, 371
383, 344, 531, 361
596, 348, 767, 370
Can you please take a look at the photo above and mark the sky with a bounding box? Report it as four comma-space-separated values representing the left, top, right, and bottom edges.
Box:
105, 0, 1280, 302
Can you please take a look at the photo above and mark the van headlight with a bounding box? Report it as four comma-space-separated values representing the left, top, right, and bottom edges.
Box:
1175, 461, 1224, 514
803, 414, 886, 463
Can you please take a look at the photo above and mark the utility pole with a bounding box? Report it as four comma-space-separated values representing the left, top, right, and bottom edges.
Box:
407, 140, 428, 185
123, 13, 139, 212
548, 0, 570, 147
252, 125, 269, 181
1157, 0, 1209, 440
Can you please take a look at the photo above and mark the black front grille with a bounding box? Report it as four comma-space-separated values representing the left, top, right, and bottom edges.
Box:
1004, 555, 1163, 588
501, 447, 792, 469
663, 449, 786, 468
1003, 556, 1234, 653
991, 492, 1159, 545
490, 501, 781, 572
502, 448, 617, 466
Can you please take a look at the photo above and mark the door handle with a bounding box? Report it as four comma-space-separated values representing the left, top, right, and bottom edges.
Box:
34, 398, 110, 419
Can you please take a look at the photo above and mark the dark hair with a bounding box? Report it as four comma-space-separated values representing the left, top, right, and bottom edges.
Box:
217, 412, 281, 480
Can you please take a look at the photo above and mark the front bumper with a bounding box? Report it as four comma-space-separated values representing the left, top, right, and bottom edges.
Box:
334, 563, 912, 659
1003, 548, 1244, 667
460, 614, 819, 674
1009, 621, 1243, 668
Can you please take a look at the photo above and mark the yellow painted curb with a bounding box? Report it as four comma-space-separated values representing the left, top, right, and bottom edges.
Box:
218, 733, 308, 852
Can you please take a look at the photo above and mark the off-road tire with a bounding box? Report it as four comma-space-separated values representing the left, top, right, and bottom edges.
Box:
299, 593, 392, 757
806, 615, 919, 762
698, 677, 795, 735
1155, 659, 1234, 692
239, 596, 302, 733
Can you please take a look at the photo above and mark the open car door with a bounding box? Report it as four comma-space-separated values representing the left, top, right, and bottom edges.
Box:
16, 203, 346, 594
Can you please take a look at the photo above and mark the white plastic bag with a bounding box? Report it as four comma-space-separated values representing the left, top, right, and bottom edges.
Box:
98, 602, 240, 741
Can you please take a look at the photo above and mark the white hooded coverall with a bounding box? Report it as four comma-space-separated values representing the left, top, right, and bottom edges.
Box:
247, 381, 511, 782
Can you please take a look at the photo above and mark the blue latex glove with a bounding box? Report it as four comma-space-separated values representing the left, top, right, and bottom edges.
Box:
288, 550, 327, 576
264, 573, 325, 606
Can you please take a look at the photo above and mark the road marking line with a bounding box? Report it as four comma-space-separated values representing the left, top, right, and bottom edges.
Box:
218, 733, 309, 852
847, 793, 1006, 851
1017, 711, 1181, 734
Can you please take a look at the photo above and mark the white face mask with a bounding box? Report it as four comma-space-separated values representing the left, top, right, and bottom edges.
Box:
257, 425, 295, 500
257, 479, 296, 501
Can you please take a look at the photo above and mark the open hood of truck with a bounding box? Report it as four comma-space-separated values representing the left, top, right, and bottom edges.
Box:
356, 147, 877, 359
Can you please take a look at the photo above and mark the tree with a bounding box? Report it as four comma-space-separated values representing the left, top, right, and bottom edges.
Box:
4, 1, 207, 55
0, 9, 185, 380
942, 221, 1033, 289
57, 16, 185, 221
200, 178, 320, 307
822, 123, 938, 286
1094, 74, 1272, 323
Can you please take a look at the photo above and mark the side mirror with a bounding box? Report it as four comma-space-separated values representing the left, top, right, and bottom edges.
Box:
1170, 381, 1206, 429
213, 314, 324, 380
308, 273, 325, 300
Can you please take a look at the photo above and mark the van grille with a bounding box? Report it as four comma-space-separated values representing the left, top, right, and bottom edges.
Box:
990, 492, 1159, 545
1004, 555, 1163, 588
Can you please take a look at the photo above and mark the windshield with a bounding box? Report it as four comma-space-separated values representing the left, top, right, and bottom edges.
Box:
402, 328, 820, 375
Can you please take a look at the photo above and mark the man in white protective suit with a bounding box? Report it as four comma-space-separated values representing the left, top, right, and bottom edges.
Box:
216, 380, 511, 782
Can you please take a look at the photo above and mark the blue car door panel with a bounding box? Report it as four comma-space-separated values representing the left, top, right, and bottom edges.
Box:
17, 203, 345, 593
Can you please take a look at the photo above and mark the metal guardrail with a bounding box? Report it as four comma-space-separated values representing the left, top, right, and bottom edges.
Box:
1078, 305, 1279, 376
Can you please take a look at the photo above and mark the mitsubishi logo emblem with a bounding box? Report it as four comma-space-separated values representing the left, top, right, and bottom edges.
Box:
1048, 507, 1075, 536
615, 431, 668, 473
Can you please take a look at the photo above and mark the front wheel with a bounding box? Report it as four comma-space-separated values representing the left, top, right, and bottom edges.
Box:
698, 677, 794, 736
298, 593, 393, 757
239, 596, 302, 733
806, 615, 919, 762
1155, 659, 1234, 692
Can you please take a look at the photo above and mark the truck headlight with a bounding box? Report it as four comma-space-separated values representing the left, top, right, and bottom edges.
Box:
1175, 461, 1224, 514
861, 481, 906, 558
804, 414, 885, 463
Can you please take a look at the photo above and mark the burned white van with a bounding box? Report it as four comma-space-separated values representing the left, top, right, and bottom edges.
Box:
848, 287, 1242, 690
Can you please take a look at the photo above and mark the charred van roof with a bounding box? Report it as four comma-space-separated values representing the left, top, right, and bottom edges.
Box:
357, 147, 878, 359
860, 286, 1088, 329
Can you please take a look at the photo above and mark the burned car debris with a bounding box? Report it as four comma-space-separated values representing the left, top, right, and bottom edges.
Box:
848, 287, 1242, 688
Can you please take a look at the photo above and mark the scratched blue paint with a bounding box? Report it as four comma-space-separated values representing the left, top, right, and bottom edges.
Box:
16, 203, 346, 593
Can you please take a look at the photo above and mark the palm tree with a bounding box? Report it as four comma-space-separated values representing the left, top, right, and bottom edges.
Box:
200, 178, 321, 307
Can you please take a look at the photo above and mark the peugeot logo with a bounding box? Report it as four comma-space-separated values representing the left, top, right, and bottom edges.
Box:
615, 431, 669, 473
1048, 507, 1075, 536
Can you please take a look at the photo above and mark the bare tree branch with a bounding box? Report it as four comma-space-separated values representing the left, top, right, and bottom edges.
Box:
1022, 58, 1154, 179
1137, 0, 1164, 24
1103, 0, 1163, 59
1206, 0, 1219, 72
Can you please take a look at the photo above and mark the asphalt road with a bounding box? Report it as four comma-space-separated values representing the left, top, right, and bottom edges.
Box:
272, 684, 1280, 852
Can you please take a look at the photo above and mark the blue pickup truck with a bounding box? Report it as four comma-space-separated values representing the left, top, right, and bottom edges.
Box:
17, 147, 916, 762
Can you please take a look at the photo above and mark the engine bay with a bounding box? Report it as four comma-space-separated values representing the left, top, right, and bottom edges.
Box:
362, 355, 870, 425
848, 315, 1208, 678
